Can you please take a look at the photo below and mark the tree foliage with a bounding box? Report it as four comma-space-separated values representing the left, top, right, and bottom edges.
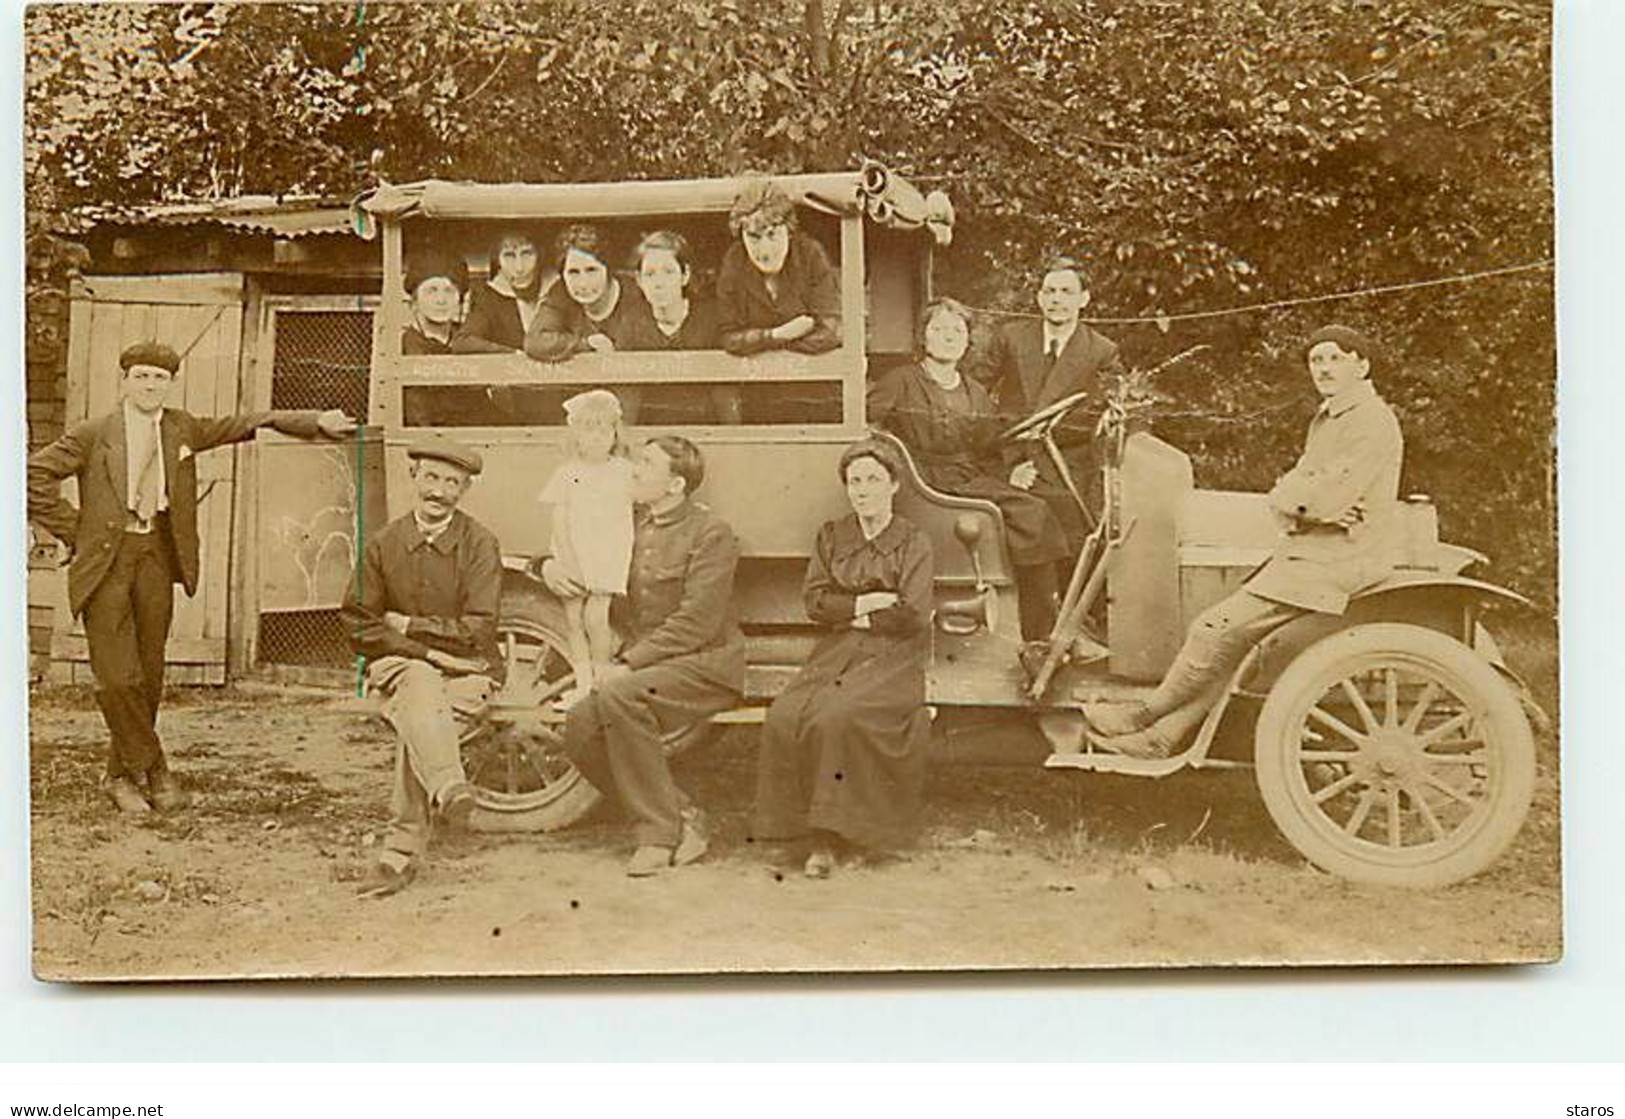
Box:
24, 0, 1556, 602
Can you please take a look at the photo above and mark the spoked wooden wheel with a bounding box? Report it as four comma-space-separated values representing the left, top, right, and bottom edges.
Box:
461, 589, 600, 833
1254, 622, 1535, 888
461, 582, 720, 833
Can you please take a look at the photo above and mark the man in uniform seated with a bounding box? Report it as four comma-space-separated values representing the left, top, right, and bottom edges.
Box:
538, 435, 746, 877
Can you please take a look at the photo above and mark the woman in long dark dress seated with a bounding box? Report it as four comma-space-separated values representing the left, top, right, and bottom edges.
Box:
451, 228, 547, 353
400, 251, 470, 356
868, 298, 1069, 642
523, 223, 646, 362
716, 176, 842, 356
616, 229, 740, 425
752, 438, 935, 878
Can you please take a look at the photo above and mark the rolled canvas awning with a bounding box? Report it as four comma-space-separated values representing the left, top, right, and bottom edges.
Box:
350, 163, 953, 245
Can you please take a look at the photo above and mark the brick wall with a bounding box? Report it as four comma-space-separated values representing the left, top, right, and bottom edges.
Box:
25, 280, 72, 678
25, 284, 70, 450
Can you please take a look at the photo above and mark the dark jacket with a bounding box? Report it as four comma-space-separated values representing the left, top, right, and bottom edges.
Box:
28, 407, 326, 616
524, 279, 648, 362
402, 325, 453, 355
340, 510, 506, 681
618, 499, 745, 671
981, 319, 1124, 448
613, 293, 720, 351
715, 233, 842, 356
451, 282, 535, 353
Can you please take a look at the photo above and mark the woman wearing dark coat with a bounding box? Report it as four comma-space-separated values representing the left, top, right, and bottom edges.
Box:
400, 250, 470, 356
868, 298, 1069, 641
716, 176, 842, 356
616, 229, 738, 424
523, 224, 645, 362
451, 228, 547, 353
753, 438, 935, 877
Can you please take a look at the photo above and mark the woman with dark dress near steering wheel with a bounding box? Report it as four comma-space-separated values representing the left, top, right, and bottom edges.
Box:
752, 439, 935, 878
868, 297, 1069, 641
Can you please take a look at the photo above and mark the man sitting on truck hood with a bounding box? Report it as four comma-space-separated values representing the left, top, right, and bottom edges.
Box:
1084, 324, 1406, 759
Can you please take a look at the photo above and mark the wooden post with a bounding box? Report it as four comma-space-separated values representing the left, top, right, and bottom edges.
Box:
839, 214, 865, 431
379, 220, 405, 360
227, 276, 268, 678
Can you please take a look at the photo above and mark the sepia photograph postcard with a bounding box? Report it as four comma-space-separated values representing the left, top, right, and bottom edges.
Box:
20, 0, 1561, 981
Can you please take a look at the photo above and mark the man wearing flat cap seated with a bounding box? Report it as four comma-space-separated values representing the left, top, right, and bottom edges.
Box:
341, 433, 503, 898
28, 341, 356, 816
1083, 325, 1406, 760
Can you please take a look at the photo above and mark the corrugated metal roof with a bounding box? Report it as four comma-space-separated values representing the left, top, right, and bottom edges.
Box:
79, 196, 356, 239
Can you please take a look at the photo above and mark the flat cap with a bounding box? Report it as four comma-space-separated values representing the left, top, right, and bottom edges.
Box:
406, 433, 483, 476
119, 341, 182, 374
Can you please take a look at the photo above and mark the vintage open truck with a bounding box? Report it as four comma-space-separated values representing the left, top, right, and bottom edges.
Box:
341, 166, 1539, 888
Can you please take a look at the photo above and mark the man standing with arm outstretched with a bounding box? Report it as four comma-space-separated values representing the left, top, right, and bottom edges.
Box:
28, 341, 355, 815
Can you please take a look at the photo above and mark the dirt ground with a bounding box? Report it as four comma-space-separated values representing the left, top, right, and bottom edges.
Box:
27, 628, 1562, 981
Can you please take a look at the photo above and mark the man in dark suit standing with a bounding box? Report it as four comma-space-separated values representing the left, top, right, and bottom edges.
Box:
982, 256, 1125, 558
28, 341, 355, 815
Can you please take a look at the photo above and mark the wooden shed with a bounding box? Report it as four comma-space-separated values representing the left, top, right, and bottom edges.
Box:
29, 197, 380, 686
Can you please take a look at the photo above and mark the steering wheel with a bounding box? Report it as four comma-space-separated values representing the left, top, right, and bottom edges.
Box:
998, 388, 1093, 442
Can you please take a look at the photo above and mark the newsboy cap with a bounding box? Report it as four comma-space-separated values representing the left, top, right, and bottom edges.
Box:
406, 433, 483, 476
119, 341, 182, 374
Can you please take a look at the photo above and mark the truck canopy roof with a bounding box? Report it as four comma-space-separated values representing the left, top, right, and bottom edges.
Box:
350, 164, 953, 245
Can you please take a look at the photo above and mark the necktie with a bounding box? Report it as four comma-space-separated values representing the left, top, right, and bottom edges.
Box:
1046, 338, 1060, 369
132, 420, 161, 521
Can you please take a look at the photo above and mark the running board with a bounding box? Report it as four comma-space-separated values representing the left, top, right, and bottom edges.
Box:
1043, 751, 1187, 776
1043, 751, 1253, 775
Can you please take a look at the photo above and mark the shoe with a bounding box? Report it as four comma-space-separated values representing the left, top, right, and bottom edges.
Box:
1017, 641, 1052, 681
102, 776, 151, 815
436, 781, 478, 832
1085, 726, 1173, 760
1082, 700, 1153, 738
626, 845, 674, 877
147, 770, 193, 813
804, 845, 835, 879
673, 808, 710, 867
356, 860, 416, 899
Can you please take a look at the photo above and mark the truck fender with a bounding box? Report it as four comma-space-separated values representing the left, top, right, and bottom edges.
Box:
1192, 574, 1536, 758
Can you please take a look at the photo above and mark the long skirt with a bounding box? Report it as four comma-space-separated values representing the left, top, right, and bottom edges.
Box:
753, 629, 930, 851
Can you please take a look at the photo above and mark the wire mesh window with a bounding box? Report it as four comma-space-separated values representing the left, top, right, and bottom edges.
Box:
258, 307, 373, 672
257, 609, 356, 670
269, 309, 373, 416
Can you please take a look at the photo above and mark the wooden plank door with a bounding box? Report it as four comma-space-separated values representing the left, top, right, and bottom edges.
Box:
52, 273, 246, 685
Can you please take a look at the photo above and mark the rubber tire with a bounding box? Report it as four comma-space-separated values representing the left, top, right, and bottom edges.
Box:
467, 579, 716, 834
1253, 622, 1535, 889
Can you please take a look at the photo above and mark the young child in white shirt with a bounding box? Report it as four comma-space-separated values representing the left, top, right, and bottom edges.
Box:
538, 389, 635, 705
